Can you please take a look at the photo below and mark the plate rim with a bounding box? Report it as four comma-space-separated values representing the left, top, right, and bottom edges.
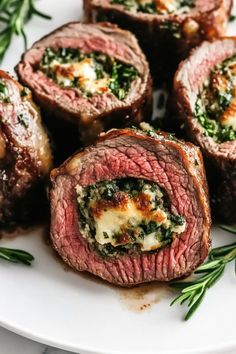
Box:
1, 316, 236, 354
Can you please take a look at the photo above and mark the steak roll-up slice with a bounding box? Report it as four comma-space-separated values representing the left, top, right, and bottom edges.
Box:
174, 38, 236, 224
16, 22, 152, 162
50, 124, 211, 285
0, 70, 52, 230
84, 0, 232, 80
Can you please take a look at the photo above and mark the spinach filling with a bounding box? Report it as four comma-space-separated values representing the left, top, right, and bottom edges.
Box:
0, 80, 30, 128
0, 80, 10, 103
77, 178, 186, 258
195, 55, 236, 142
110, 0, 194, 14
40, 48, 138, 100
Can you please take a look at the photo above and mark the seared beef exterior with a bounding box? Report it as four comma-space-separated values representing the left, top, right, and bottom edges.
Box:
174, 38, 236, 223
84, 0, 232, 79
0, 70, 52, 229
50, 127, 211, 285
16, 22, 152, 162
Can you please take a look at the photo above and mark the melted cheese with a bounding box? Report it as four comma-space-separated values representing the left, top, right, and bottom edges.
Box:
172, 222, 186, 234
182, 19, 199, 38
140, 233, 161, 251
219, 100, 236, 129
154, 0, 177, 13
137, 0, 178, 13
217, 60, 236, 131
72, 59, 97, 80
142, 184, 163, 204
92, 197, 169, 250
93, 200, 142, 246
77, 183, 186, 253
138, 0, 152, 5
203, 61, 236, 132
50, 58, 109, 94
212, 73, 229, 93
218, 86, 236, 130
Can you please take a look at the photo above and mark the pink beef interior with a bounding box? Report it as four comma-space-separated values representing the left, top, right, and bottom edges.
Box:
50, 132, 210, 285
175, 38, 236, 109
175, 38, 236, 159
17, 23, 149, 119
90, 0, 227, 28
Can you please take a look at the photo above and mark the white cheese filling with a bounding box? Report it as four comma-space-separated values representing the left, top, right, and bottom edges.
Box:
123, 0, 192, 14
48, 58, 110, 94
76, 183, 186, 252
204, 59, 236, 131
218, 61, 236, 130
92, 198, 169, 251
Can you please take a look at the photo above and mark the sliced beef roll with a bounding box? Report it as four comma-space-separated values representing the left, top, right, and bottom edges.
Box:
50, 124, 211, 285
174, 38, 236, 224
16, 22, 152, 162
0, 70, 52, 230
84, 0, 232, 79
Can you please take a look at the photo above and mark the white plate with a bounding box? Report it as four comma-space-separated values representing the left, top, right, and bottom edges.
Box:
0, 1, 236, 353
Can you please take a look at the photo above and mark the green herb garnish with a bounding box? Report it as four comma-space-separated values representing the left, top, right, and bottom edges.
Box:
219, 224, 236, 234
21, 87, 30, 97
230, 14, 236, 22
103, 232, 109, 239
195, 96, 236, 142
160, 21, 181, 39
146, 221, 159, 234
109, 61, 138, 100
17, 113, 29, 128
170, 214, 185, 225
77, 178, 185, 257
0, 0, 51, 62
41, 48, 138, 100
0, 80, 10, 102
111, 0, 135, 10
41, 47, 83, 66
217, 91, 232, 110
170, 227, 236, 320
195, 54, 236, 142
138, 2, 156, 14
0, 247, 34, 265
111, 0, 194, 14
179, 0, 194, 7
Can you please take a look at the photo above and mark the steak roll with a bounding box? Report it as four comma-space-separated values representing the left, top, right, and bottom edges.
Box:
0, 70, 52, 229
84, 0, 232, 79
50, 124, 211, 285
174, 38, 236, 224
16, 22, 152, 162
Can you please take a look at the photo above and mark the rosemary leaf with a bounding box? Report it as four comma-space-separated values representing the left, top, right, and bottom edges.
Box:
170, 292, 190, 306
0, 247, 34, 266
0, 0, 51, 62
194, 259, 221, 273
170, 227, 236, 320
209, 242, 236, 260
184, 289, 205, 320
219, 224, 236, 234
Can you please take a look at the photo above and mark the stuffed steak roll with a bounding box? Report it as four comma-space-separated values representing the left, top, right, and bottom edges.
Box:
50, 124, 211, 285
84, 0, 232, 79
174, 38, 236, 223
16, 22, 152, 161
0, 70, 52, 229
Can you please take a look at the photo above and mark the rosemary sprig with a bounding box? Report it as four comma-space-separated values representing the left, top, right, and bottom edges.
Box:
0, 0, 51, 62
170, 227, 236, 320
219, 224, 236, 234
0, 247, 34, 265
